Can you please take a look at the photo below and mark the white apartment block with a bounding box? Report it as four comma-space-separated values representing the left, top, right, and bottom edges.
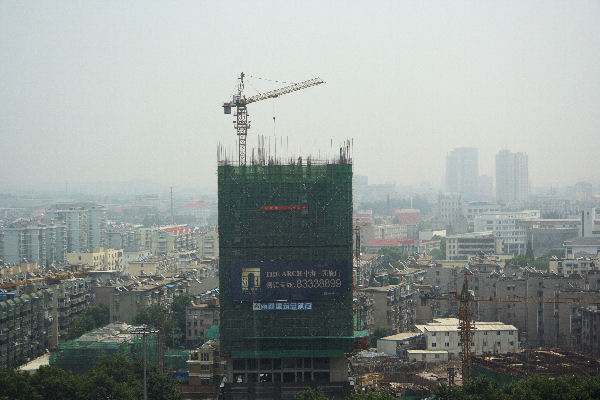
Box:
415, 318, 518, 360
474, 210, 540, 255
446, 232, 503, 260
496, 150, 529, 204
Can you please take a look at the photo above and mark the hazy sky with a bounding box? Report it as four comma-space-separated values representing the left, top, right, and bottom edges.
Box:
1, 1, 599, 191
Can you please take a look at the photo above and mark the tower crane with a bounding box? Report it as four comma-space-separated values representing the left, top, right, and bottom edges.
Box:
424, 271, 600, 380
222, 73, 325, 166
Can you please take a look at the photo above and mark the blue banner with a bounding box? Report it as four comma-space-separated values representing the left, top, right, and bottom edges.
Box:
230, 260, 350, 301
252, 302, 312, 311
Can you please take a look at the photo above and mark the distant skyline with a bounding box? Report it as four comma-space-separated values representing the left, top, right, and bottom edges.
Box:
1, 2, 599, 190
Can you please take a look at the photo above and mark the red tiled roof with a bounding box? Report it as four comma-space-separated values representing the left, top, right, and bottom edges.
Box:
160, 226, 193, 235
183, 201, 207, 208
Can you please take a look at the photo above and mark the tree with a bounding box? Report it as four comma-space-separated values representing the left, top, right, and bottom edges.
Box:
377, 247, 406, 268
368, 327, 389, 348
432, 235, 446, 257
348, 390, 396, 400
0, 354, 182, 400
132, 296, 192, 349
429, 248, 443, 260
297, 388, 330, 400
66, 304, 110, 340
170, 294, 192, 347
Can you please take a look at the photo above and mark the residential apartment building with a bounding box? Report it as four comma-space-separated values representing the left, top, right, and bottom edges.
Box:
197, 231, 218, 260
549, 256, 598, 277
52, 277, 92, 344
360, 223, 418, 243
437, 193, 462, 228
581, 306, 599, 357
473, 210, 540, 255
67, 247, 123, 271
445, 147, 479, 201
0, 223, 67, 266
0, 289, 54, 368
128, 254, 178, 276
446, 232, 503, 260
359, 284, 416, 334
495, 150, 529, 204
93, 275, 189, 323
187, 340, 226, 398
420, 264, 600, 349
53, 203, 106, 253
186, 296, 219, 347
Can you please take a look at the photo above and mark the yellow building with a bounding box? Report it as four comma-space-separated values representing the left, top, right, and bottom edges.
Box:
197, 230, 218, 260
0, 262, 40, 277
67, 247, 123, 271
128, 255, 178, 276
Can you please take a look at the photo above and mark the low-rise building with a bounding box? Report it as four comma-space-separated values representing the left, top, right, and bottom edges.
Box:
376, 332, 423, 356
415, 318, 518, 360
362, 239, 440, 255
549, 256, 598, 276
474, 210, 541, 255
186, 296, 219, 347
446, 232, 503, 260
186, 340, 226, 398
67, 247, 123, 271
93, 275, 189, 323
564, 237, 600, 258
128, 254, 178, 276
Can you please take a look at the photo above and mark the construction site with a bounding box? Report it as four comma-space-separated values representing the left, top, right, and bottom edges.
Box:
217, 72, 358, 399
50, 322, 189, 375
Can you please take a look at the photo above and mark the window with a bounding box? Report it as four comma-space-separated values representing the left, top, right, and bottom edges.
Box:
509, 341, 514, 346
435, 354, 440, 359
201, 352, 210, 361
431, 332, 436, 337
497, 331, 501, 335
509, 331, 514, 335
445, 342, 449, 347
445, 332, 449, 336
431, 342, 436, 347
483, 331, 488, 336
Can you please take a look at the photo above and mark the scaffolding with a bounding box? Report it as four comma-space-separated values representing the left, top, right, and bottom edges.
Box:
218, 161, 354, 358
50, 323, 158, 374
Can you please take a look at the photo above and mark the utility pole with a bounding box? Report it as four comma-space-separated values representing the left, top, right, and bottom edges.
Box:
129, 326, 159, 400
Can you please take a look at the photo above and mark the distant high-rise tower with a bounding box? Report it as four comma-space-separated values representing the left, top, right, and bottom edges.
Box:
445, 147, 479, 200
495, 150, 528, 204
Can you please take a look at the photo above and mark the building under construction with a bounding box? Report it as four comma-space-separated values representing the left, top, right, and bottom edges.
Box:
218, 149, 354, 399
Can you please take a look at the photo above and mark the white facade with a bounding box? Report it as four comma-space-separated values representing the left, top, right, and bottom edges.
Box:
445, 147, 479, 200
415, 318, 518, 360
407, 350, 448, 363
496, 150, 529, 204
473, 210, 540, 255
446, 231, 503, 260
438, 193, 462, 227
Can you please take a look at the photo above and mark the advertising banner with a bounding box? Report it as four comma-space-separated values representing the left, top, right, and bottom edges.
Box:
230, 260, 350, 301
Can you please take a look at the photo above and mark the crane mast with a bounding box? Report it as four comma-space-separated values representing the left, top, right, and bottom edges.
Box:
223, 72, 324, 166
426, 271, 600, 382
